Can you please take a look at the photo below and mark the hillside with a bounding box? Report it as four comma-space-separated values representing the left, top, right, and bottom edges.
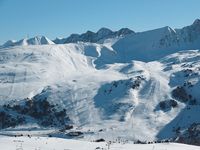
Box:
0, 20, 200, 146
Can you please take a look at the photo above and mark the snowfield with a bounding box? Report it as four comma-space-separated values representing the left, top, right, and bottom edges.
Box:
0, 135, 199, 150
0, 43, 199, 142
0, 20, 200, 148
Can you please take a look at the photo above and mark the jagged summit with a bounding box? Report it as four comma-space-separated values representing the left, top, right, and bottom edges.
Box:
27, 36, 55, 45
53, 27, 135, 44
163, 26, 176, 34
116, 28, 135, 36
96, 27, 113, 37
179, 18, 200, 31
192, 18, 200, 26
190, 19, 200, 32
2, 36, 54, 48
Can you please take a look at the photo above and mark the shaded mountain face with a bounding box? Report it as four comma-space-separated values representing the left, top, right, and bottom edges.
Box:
53, 28, 135, 44
175, 19, 200, 45
113, 19, 200, 62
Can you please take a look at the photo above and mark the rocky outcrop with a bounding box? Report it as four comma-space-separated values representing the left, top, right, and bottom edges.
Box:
1, 97, 70, 129
0, 111, 25, 129
176, 123, 200, 146
172, 86, 190, 102
157, 99, 178, 111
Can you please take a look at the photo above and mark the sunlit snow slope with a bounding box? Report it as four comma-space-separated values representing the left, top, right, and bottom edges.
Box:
0, 20, 200, 143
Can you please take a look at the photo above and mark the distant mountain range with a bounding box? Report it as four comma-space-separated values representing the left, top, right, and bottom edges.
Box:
53, 28, 134, 44
2, 19, 200, 52
1, 28, 134, 48
2, 36, 54, 48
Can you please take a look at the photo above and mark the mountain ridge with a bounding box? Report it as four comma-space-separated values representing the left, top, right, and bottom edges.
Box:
53, 27, 135, 44
2, 19, 200, 49
1, 36, 54, 48
113, 19, 200, 62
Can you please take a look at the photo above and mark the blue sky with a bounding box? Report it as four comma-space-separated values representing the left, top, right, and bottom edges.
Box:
0, 0, 199, 44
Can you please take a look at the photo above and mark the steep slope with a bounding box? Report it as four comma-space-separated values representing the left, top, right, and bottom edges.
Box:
113, 19, 200, 62
113, 26, 178, 62
175, 19, 200, 48
0, 41, 200, 144
0, 42, 122, 102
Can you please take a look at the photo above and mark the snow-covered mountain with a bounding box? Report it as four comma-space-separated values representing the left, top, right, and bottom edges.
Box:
53, 27, 134, 44
1, 36, 54, 48
0, 20, 200, 146
113, 19, 200, 62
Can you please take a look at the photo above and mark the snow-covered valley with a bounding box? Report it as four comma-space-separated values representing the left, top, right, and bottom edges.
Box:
1, 135, 200, 150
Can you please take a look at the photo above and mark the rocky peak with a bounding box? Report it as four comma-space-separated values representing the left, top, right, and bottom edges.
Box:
192, 19, 200, 26
116, 28, 135, 36
1, 36, 54, 48
97, 28, 113, 37
27, 36, 54, 45
54, 27, 134, 44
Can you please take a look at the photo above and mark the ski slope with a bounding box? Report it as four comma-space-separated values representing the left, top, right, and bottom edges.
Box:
0, 20, 200, 145
0, 42, 200, 142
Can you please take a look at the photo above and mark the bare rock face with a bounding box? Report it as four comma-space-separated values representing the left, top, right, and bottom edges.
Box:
0, 111, 25, 129
53, 28, 135, 44
1, 97, 70, 129
176, 123, 200, 146
158, 99, 178, 111
171, 86, 190, 102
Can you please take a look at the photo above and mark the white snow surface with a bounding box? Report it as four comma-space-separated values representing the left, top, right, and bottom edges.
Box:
0, 20, 200, 144
1, 36, 54, 48
113, 19, 200, 62
0, 136, 199, 150
0, 41, 200, 142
